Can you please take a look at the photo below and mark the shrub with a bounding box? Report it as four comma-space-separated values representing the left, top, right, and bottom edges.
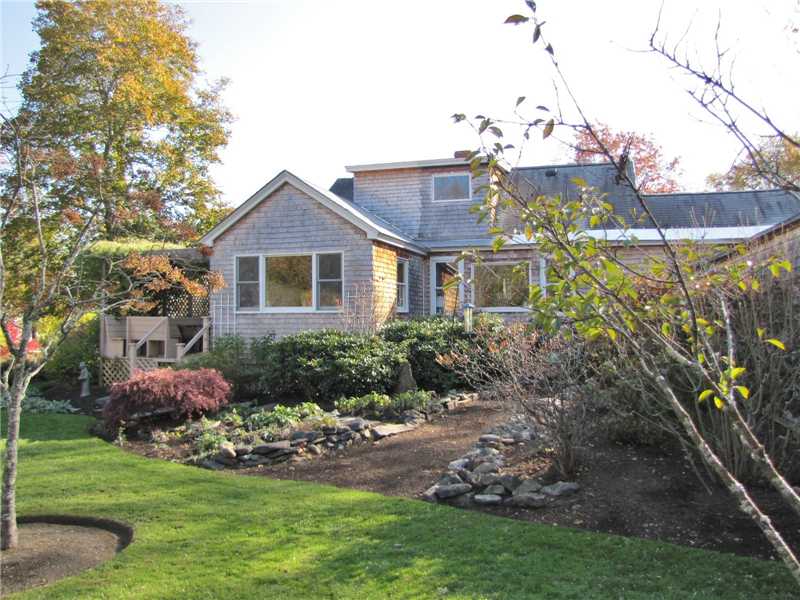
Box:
40, 313, 100, 382
243, 402, 323, 430
0, 385, 78, 414
392, 389, 435, 412
180, 335, 268, 400
335, 392, 392, 417
379, 317, 499, 393
104, 368, 230, 429
257, 330, 407, 403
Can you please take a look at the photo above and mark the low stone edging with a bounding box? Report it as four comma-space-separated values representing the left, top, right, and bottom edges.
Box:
422, 418, 581, 508
196, 392, 479, 471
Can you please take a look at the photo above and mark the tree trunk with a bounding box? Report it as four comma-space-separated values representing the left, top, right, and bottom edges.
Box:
1, 371, 26, 550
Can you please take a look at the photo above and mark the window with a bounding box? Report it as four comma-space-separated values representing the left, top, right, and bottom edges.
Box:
236, 256, 260, 310
473, 262, 531, 310
265, 255, 312, 308
396, 259, 409, 313
235, 252, 343, 312
433, 261, 459, 315
433, 173, 471, 202
316, 253, 343, 310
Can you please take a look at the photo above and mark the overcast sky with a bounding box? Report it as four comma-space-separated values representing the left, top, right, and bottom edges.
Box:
2, 0, 798, 207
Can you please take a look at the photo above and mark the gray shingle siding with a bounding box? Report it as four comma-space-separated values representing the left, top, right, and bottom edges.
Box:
209, 183, 374, 339
352, 166, 491, 243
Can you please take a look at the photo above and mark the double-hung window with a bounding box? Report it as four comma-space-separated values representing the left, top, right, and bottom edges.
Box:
235, 252, 343, 312
316, 253, 343, 310
236, 256, 260, 310
396, 258, 409, 313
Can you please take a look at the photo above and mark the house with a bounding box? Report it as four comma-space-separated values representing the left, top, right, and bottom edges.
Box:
195, 155, 800, 340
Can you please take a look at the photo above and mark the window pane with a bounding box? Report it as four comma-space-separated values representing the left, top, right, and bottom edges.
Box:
265, 255, 312, 307
397, 283, 407, 310
435, 262, 457, 287
318, 253, 342, 280
237, 282, 259, 309
396, 261, 406, 284
434, 174, 470, 201
317, 281, 342, 309
474, 263, 529, 308
237, 256, 259, 282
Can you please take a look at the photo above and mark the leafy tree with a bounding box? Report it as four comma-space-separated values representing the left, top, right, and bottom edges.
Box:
455, 2, 800, 586
17, 0, 233, 242
573, 123, 682, 193
707, 135, 800, 191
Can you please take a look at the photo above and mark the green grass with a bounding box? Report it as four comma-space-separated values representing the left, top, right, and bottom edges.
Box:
5, 414, 797, 599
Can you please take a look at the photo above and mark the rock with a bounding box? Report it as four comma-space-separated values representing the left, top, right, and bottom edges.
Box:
479, 434, 502, 444
213, 454, 239, 467
483, 484, 507, 496
290, 431, 308, 441
513, 430, 534, 442
507, 493, 548, 508
448, 492, 475, 507
513, 479, 543, 496
421, 485, 439, 502
342, 418, 367, 432
307, 444, 322, 456
94, 395, 111, 409
473, 462, 499, 475
474, 473, 501, 487
438, 473, 464, 486
305, 431, 323, 442
473, 494, 503, 506
234, 446, 253, 457
435, 483, 473, 499
218, 442, 237, 459
448, 458, 471, 471
290, 438, 307, 448
393, 360, 418, 394
500, 437, 516, 445
361, 429, 373, 441
200, 460, 224, 471
372, 423, 416, 439
498, 474, 522, 492
541, 481, 581, 497
245, 456, 274, 466
252, 440, 292, 455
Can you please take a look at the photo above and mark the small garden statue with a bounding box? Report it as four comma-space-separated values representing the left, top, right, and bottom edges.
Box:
79, 361, 91, 398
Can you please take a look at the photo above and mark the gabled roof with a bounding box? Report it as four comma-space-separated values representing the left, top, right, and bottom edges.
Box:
199, 170, 427, 254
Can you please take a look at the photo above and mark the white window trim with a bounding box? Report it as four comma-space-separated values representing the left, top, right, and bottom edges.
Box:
233, 251, 344, 314
396, 258, 409, 314
431, 172, 472, 203
429, 256, 464, 315
472, 260, 534, 313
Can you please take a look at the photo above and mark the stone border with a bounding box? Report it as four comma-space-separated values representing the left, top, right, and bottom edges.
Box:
17, 514, 135, 552
422, 418, 581, 508
196, 392, 479, 471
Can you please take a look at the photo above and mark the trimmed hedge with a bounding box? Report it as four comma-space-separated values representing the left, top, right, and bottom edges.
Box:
104, 368, 230, 428
257, 330, 407, 403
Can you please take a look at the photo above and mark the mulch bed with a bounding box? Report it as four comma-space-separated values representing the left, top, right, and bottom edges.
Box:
0, 517, 131, 595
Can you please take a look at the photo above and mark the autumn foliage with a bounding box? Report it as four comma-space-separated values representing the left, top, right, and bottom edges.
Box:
573, 123, 682, 193
104, 368, 231, 429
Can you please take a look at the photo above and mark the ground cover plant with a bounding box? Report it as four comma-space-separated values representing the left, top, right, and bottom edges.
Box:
4, 412, 796, 599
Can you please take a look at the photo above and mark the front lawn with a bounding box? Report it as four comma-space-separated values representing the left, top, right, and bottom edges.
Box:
4, 414, 796, 599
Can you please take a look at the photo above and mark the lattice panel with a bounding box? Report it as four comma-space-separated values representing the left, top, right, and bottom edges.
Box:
101, 358, 130, 387
164, 293, 209, 318
101, 357, 162, 386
